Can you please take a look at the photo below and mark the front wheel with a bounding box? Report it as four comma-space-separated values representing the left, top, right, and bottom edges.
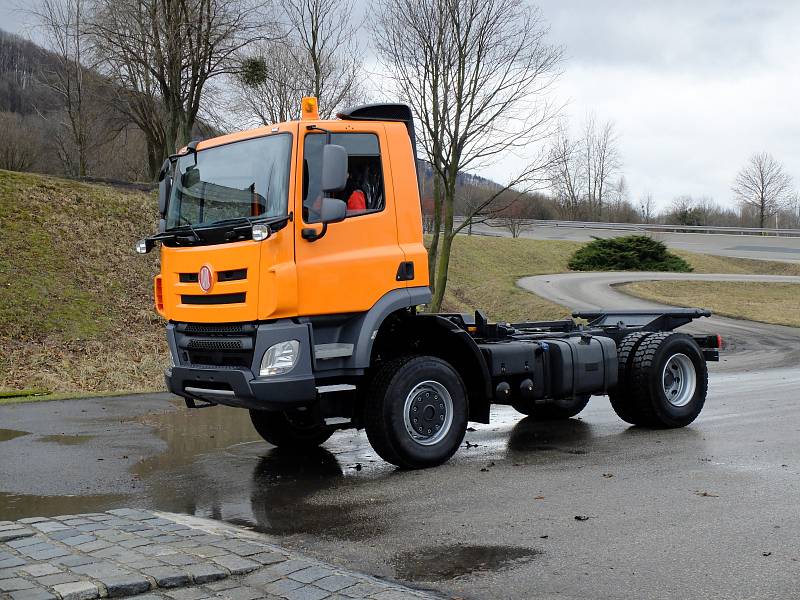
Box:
249, 409, 335, 449
512, 395, 590, 420
365, 356, 468, 469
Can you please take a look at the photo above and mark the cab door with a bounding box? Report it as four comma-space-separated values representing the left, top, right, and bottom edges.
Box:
294, 124, 406, 316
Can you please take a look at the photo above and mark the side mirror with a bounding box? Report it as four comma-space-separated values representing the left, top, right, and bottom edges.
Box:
301, 197, 347, 242
319, 197, 346, 224
158, 159, 172, 217
321, 144, 347, 192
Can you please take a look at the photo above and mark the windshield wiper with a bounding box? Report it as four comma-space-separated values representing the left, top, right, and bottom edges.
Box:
172, 218, 201, 241
200, 213, 289, 229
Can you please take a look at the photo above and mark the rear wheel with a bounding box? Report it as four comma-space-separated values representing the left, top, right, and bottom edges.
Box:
611, 332, 707, 428
609, 331, 653, 425
365, 355, 468, 469
511, 395, 590, 420
249, 409, 335, 449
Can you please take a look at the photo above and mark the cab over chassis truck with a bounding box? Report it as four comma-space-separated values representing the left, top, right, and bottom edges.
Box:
138, 99, 721, 469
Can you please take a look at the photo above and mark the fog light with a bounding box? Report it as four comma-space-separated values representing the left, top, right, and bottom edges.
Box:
260, 340, 300, 376
135, 239, 149, 254
252, 224, 270, 241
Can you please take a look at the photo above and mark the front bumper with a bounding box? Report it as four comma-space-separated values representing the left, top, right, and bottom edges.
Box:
165, 319, 317, 410
165, 366, 317, 410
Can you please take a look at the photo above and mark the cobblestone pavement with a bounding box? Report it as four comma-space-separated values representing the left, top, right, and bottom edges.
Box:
0, 510, 440, 600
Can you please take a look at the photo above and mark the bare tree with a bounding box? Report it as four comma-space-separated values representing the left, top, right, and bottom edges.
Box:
732, 152, 795, 228
30, 0, 91, 176
90, 0, 275, 178
279, 0, 362, 118
497, 194, 541, 238
547, 121, 583, 220
374, 0, 562, 310
235, 39, 307, 126
234, 0, 362, 126
0, 112, 40, 171
547, 114, 620, 221
639, 192, 655, 223
583, 113, 620, 220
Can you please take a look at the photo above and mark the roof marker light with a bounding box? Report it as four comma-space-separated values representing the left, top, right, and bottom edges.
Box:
301, 96, 319, 120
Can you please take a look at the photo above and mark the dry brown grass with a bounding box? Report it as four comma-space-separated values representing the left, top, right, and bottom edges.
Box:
0, 169, 167, 395
621, 281, 800, 328
440, 235, 577, 322
675, 251, 800, 276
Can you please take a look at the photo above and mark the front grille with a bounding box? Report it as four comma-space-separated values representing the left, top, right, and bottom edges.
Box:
181, 292, 246, 305
219, 268, 247, 282
175, 321, 256, 368
180, 268, 247, 283
182, 323, 252, 335
187, 339, 243, 351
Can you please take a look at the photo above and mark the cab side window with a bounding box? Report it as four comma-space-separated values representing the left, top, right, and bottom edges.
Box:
303, 133, 385, 223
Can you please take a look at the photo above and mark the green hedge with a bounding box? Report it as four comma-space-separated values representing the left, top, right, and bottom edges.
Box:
568, 235, 692, 272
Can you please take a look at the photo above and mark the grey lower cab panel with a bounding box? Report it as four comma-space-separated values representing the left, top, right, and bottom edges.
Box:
314, 343, 354, 360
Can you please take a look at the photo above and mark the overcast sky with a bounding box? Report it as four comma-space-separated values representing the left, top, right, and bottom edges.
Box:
506, 0, 800, 209
2, 0, 798, 209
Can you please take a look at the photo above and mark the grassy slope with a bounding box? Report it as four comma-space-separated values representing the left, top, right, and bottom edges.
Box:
440, 235, 576, 322
621, 281, 800, 328
0, 169, 164, 394
2, 168, 799, 396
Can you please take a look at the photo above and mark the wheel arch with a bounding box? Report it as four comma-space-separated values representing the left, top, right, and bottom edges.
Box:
348, 287, 432, 369
371, 312, 493, 423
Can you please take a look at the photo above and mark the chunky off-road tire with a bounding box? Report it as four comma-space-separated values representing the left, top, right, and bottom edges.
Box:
612, 332, 707, 428
249, 409, 335, 449
512, 395, 590, 420
365, 355, 468, 469
608, 331, 654, 425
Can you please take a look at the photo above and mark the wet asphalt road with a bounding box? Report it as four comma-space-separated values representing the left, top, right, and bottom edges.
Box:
518, 271, 800, 374
2, 279, 800, 598
2, 377, 800, 597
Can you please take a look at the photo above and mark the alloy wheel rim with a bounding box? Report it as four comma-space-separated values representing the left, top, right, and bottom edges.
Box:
662, 353, 697, 407
403, 380, 453, 446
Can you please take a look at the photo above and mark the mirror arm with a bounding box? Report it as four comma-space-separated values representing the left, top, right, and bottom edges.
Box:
306, 124, 332, 144
301, 223, 328, 242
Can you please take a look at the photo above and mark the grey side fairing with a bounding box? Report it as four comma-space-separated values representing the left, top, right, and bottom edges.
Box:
302, 286, 432, 371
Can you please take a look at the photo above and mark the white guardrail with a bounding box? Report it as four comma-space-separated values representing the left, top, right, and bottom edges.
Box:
473, 218, 800, 238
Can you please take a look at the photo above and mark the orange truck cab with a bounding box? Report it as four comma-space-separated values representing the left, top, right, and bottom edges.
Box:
138, 99, 721, 469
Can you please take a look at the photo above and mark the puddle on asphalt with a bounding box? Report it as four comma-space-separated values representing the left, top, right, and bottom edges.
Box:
38, 434, 95, 445
131, 401, 262, 477
0, 429, 30, 442
392, 544, 541, 581
506, 417, 593, 457
247, 447, 388, 540
0, 491, 128, 521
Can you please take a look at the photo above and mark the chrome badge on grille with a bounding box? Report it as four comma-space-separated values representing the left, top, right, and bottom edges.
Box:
198, 265, 214, 293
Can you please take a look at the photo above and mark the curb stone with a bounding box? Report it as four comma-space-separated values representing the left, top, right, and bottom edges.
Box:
0, 510, 441, 600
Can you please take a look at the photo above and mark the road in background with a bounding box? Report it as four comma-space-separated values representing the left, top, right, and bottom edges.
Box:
518, 271, 800, 373
465, 221, 800, 262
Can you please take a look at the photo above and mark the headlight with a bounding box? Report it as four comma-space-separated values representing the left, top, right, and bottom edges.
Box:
260, 340, 300, 376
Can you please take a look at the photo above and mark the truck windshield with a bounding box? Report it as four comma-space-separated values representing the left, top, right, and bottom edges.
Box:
166, 133, 292, 230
